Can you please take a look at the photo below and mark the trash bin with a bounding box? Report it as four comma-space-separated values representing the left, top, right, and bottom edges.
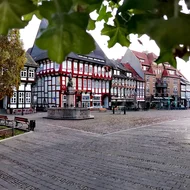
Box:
29, 120, 36, 131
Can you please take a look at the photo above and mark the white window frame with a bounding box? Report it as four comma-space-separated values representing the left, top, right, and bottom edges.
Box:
62, 61, 66, 71
19, 92, 24, 103
26, 92, 31, 103
84, 64, 88, 74
78, 78, 82, 89
11, 92, 17, 103
83, 79, 87, 89
89, 65, 92, 75
74, 61, 78, 73
21, 68, 27, 77
79, 62, 83, 74
29, 69, 34, 78
67, 60, 72, 72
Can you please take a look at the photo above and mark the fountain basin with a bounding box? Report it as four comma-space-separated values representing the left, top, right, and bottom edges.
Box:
46, 107, 94, 120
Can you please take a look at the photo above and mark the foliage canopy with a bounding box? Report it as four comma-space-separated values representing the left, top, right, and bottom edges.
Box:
0, 0, 190, 67
0, 30, 26, 100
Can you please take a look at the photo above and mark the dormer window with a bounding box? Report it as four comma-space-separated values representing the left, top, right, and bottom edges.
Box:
21, 68, 27, 77
142, 66, 147, 71
140, 59, 145, 62
29, 69, 34, 78
169, 70, 175, 75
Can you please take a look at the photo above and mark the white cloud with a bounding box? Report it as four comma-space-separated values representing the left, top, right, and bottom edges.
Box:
20, 16, 41, 50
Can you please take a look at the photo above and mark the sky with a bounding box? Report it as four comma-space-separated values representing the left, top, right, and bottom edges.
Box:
20, 6, 190, 81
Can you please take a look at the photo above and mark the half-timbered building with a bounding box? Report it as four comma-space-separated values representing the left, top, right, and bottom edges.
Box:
110, 62, 138, 108
30, 20, 113, 110
0, 52, 38, 114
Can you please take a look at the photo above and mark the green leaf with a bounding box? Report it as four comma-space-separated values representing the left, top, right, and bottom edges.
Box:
36, 13, 95, 63
119, 0, 157, 12
156, 50, 177, 68
0, 0, 36, 35
87, 18, 96, 30
97, 5, 112, 22
101, 16, 130, 48
73, 0, 103, 13
38, 0, 73, 20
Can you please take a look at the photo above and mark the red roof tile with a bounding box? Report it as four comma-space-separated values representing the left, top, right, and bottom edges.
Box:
162, 69, 180, 78
122, 63, 144, 81
144, 66, 156, 75
132, 50, 150, 66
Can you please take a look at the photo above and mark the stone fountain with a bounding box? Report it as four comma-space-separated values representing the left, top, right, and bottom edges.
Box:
47, 74, 94, 120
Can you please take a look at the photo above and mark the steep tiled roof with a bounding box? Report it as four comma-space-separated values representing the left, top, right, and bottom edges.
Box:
144, 66, 156, 76
122, 63, 144, 81
132, 50, 150, 66
163, 62, 176, 71
147, 52, 158, 62
162, 69, 179, 78
25, 52, 38, 67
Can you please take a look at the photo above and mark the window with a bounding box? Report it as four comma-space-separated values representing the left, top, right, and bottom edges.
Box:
146, 75, 149, 82
93, 96, 101, 100
82, 95, 90, 101
74, 61, 78, 73
169, 70, 175, 75
96, 80, 99, 88
51, 61, 54, 68
114, 70, 117, 75
85, 64, 88, 74
89, 65, 92, 74
55, 63, 60, 71
43, 63, 46, 70
99, 81, 102, 89
47, 63, 50, 70
88, 79, 91, 89
29, 69, 34, 78
21, 68, 27, 77
140, 59, 145, 62
83, 79, 87, 88
142, 66, 147, 71
26, 92, 31, 103
94, 66, 97, 75
79, 62, 83, 74
62, 61, 66, 71
117, 70, 120, 75
78, 78, 82, 89
102, 67, 105, 76
67, 60, 72, 72
40, 63, 43, 71
98, 67, 101, 75
11, 92, 17, 103
92, 80, 94, 89
19, 92, 24, 103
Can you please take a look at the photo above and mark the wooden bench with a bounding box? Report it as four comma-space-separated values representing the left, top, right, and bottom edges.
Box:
14, 117, 30, 130
0, 115, 14, 126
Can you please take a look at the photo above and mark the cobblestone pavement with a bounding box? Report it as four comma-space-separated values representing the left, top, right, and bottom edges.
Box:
0, 110, 190, 190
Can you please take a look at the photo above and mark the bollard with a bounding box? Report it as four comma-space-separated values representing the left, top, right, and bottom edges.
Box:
124, 107, 126, 115
113, 107, 115, 114
29, 120, 36, 131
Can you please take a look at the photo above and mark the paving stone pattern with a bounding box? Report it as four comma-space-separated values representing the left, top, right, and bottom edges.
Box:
0, 110, 190, 190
